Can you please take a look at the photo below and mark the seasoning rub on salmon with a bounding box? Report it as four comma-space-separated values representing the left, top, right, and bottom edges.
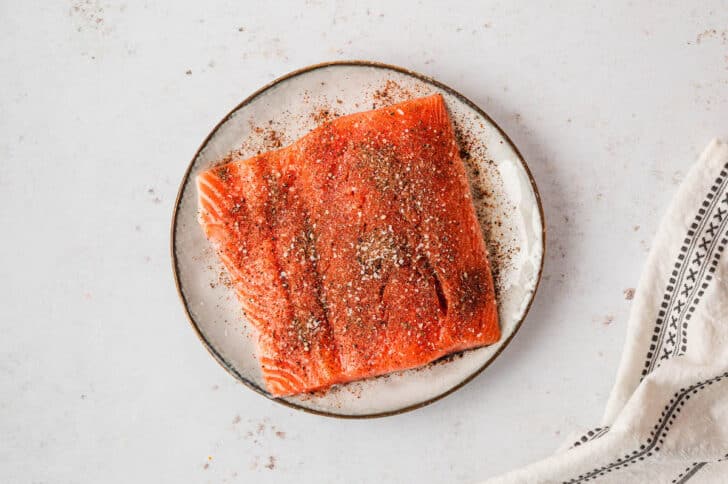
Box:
197, 94, 499, 397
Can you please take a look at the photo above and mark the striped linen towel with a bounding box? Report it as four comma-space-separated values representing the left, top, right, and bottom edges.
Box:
486, 139, 728, 483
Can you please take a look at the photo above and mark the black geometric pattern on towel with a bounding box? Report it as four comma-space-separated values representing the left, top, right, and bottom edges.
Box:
570, 426, 610, 449
672, 462, 706, 484
562, 371, 728, 483
678, 451, 728, 483
642, 162, 728, 378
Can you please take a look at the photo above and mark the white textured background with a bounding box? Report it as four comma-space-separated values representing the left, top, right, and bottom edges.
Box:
1, 1, 727, 483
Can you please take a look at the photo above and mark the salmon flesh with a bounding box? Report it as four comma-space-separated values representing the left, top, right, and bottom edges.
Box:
197, 94, 500, 396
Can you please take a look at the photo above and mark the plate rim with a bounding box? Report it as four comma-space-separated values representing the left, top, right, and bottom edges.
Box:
170, 60, 546, 419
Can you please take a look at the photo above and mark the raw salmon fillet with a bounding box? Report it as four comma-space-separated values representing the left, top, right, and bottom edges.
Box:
197, 94, 499, 396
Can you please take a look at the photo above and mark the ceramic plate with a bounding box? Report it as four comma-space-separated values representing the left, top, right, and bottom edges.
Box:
171, 61, 544, 418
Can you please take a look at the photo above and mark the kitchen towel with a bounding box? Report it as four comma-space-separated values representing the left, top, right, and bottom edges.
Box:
486, 139, 728, 483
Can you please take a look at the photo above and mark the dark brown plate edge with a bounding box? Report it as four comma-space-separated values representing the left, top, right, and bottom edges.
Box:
169, 60, 546, 419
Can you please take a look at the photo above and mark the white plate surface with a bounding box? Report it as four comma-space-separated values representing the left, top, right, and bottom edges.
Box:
172, 62, 544, 417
